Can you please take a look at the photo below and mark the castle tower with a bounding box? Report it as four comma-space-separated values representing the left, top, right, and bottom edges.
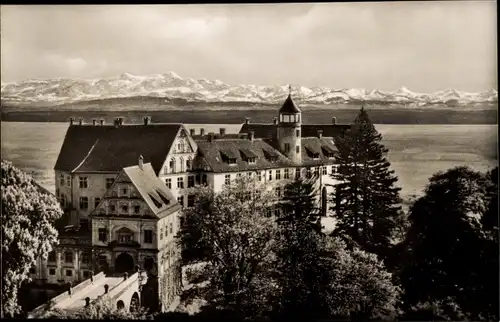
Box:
277, 85, 302, 164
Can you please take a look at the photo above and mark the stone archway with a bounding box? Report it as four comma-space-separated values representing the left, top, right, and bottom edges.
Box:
130, 292, 140, 312
116, 300, 125, 310
115, 252, 134, 274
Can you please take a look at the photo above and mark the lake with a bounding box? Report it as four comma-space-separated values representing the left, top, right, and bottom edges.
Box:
1, 122, 497, 202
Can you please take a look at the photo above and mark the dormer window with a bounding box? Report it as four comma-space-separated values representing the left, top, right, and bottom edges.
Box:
240, 148, 258, 164
263, 149, 279, 162
321, 146, 336, 159
305, 146, 320, 160
221, 150, 239, 165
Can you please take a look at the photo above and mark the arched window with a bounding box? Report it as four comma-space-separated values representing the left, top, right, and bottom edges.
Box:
169, 158, 176, 173
179, 157, 185, 173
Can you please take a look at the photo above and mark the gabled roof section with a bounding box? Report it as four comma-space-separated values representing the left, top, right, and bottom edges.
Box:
55, 123, 182, 174
279, 94, 301, 114
123, 163, 181, 218
240, 148, 258, 159
195, 138, 294, 173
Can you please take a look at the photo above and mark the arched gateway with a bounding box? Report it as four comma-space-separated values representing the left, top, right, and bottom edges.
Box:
115, 252, 135, 273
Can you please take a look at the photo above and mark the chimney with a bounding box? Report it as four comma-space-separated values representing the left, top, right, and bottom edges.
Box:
190, 129, 195, 136
245, 117, 250, 125
100, 119, 104, 126
92, 119, 97, 126
219, 128, 226, 136
78, 118, 83, 126
273, 117, 278, 125
249, 131, 255, 142
143, 116, 151, 126
207, 133, 214, 142
332, 117, 337, 125
69, 117, 74, 126
317, 130, 323, 139
200, 128, 205, 136
138, 155, 143, 170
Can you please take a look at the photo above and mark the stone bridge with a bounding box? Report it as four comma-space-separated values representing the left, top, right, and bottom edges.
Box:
28, 270, 149, 318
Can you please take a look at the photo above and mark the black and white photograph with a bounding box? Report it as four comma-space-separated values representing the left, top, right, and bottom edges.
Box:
1, 2, 498, 320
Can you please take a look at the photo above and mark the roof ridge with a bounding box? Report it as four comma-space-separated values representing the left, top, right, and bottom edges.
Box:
72, 138, 100, 172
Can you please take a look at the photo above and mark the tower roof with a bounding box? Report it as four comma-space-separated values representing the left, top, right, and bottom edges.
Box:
279, 94, 301, 114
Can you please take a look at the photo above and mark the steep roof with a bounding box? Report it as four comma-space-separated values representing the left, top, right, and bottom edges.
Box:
123, 163, 181, 218
240, 123, 350, 139
55, 124, 182, 174
195, 138, 295, 173
279, 94, 301, 114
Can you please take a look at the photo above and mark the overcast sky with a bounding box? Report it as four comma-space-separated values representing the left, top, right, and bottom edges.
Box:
0, 2, 497, 92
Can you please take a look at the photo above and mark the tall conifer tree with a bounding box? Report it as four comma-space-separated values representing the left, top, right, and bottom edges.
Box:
330, 107, 404, 260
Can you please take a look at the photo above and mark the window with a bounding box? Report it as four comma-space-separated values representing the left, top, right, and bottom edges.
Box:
169, 223, 173, 234
257, 172, 262, 181
79, 177, 88, 188
81, 252, 90, 264
295, 168, 301, 179
275, 187, 281, 198
118, 228, 134, 244
67, 176, 71, 186
331, 166, 337, 175
177, 177, 184, 189
276, 170, 281, 180
165, 225, 169, 237
180, 157, 185, 172
122, 188, 128, 195
284, 169, 290, 179
284, 143, 290, 153
64, 251, 73, 264
48, 251, 56, 262
98, 228, 107, 242
237, 173, 242, 178
65, 270, 72, 277
121, 204, 128, 213
165, 178, 172, 189
144, 230, 153, 243
164, 166, 169, 174
186, 159, 192, 170
60, 174, 64, 186
30, 267, 36, 274
49, 268, 56, 275
268, 170, 273, 181
106, 178, 114, 189
109, 204, 116, 212
296, 129, 300, 137
177, 196, 184, 207
60, 195, 66, 207
188, 176, 195, 188
170, 158, 176, 173
296, 145, 300, 153
134, 205, 140, 214
322, 166, 327, 175
94, 197, 101, 209
187, 195, 195, 207
79, 197, 88, 210
314, 167, 320, 176
202, 174, 207, 185
225, 174, 231, 185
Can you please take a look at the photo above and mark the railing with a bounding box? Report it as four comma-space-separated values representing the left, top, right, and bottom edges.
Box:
27, 271, 105, 318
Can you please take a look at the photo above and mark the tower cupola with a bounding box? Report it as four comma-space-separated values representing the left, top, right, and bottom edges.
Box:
277, 85, 302, 164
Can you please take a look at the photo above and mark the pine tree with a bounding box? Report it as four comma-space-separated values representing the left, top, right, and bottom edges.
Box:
274, 178, 331, 320
331, 106, 403, 260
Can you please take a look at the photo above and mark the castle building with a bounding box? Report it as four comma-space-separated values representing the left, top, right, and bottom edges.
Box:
29, 92, 350, 311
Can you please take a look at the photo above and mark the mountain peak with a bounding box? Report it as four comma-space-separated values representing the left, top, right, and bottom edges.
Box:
1, 72, 497, 107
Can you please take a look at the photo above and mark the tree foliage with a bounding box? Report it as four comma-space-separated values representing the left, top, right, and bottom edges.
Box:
273, 178, 331, 320
331, 107, 404, 260
177, 176, 278, 318
1, 160, 63, 317
400, 166, 498, 320
43, 298, 151, 320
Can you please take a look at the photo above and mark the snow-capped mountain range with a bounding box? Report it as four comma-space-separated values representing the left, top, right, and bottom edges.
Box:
1, 71, 497, 107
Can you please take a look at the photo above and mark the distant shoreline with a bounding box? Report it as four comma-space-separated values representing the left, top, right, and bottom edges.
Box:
1, 108, 497, 124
